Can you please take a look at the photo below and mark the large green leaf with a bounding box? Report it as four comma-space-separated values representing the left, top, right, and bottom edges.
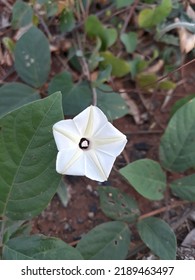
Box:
0, 82, 40, 117
76, 221, 131, 260
137, 217, 176, 260
119, 159, 166, 200
96, 84, 129, 120
14, 26, 51, 88
98, 186, 140, 223
0, 92, 63, 220
159, 98, 195, 172
11, 0, 33, 29
170, 94, 195, 118
138, 0, 172, 28
170, 174, 195, 202
3, 235, 83, 260
48, 71, 92, 115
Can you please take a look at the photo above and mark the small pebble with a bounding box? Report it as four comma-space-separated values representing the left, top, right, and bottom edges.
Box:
86, 185, 93, 192
88, 212, 94, 219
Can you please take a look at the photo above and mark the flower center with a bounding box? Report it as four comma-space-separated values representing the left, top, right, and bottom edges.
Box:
79, 138, 90, 150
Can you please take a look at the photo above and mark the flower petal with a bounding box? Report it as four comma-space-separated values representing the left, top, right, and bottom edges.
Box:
73, 106, 108, 137
84, 150, 116, 182
93, 122, 127, 157
56, 148, 85, 175
53, 119, 80, 150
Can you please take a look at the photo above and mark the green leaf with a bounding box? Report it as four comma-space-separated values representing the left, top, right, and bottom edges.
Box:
119, 159, 166, 200
1, 220, 27, 244
170, 94, 195, 117
60, 9, 75, 33
100, 51, 130, 77
11, 0, 33, 29
137, 217, 177, 260
138, 0, 172, 28
158, 80, 176, 91
93, 65, 112, 87
98, 186, 140, 223
120, 32, 137, 53
136, 73, 157, 91
159, 98, 195, 172
0, 92, 63, 220
2, 37, 15, 53
114, 0, 134, 8
0, 82, 40, 117
3, 235, 83, 260
104, 28, 118, 48
170, 174, 195, 202
14, 26, 51, 88
48, 71, 92, 115
77, 221, 131, 260
56, 179, 70, 207
96, 84, 129, 120
44, 0, 58, 17
85, 15, 117, 50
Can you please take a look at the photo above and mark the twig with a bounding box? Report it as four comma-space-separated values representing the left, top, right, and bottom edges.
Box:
120, 0, 139, 34
34, 12, 53, 41
75, 29, 97, 106
139, 201, 191, 221
1, 0, 12, 10
159, 22, 195, 38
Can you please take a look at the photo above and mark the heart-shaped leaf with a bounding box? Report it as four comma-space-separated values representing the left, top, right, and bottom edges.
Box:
120, 32, 137, 54
3, 235, 83, 260
14, 26, 50, 88
96, 84, 129, 120
0, 92, 63, 220
170, 174, 195, 202
76, 221, 131, 260
160, 98, 195, 172
11, 0, 33, 29
137, 217, 176, 260
48, 71, 92, 115
0, 82, 40, 117
119, 159, 166, 200
98, 186, 140, 223
138, 0, 172, 28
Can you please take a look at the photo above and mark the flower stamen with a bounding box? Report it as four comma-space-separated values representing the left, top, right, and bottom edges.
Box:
79, 138, 90, 150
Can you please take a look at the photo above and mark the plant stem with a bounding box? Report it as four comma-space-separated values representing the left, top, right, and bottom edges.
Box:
159, 22, 195, 37
139, 201, 191, 221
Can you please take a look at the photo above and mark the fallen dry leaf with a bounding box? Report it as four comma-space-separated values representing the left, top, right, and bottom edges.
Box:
120, 91, 142, 124
176, 18, 195, 53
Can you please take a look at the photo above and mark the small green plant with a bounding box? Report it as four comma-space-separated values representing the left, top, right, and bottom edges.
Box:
0, 0, 195, 260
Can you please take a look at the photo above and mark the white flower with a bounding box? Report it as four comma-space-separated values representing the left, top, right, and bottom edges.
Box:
53, 105, 127, 182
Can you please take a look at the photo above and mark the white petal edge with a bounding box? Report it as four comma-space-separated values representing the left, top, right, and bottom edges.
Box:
73, 106, 108, 137
93, 122, 127, 157
53, 119, 80, 144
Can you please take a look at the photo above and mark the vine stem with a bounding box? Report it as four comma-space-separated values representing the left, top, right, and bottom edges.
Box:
138, 200, 190, 221
159, 21, 195, 37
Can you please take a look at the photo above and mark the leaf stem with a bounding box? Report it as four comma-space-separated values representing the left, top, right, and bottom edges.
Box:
139, 200, 191, 221
159, 22, 195, 37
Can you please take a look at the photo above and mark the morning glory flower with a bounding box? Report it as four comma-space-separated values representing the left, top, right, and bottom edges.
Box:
53, 105, 127, 182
